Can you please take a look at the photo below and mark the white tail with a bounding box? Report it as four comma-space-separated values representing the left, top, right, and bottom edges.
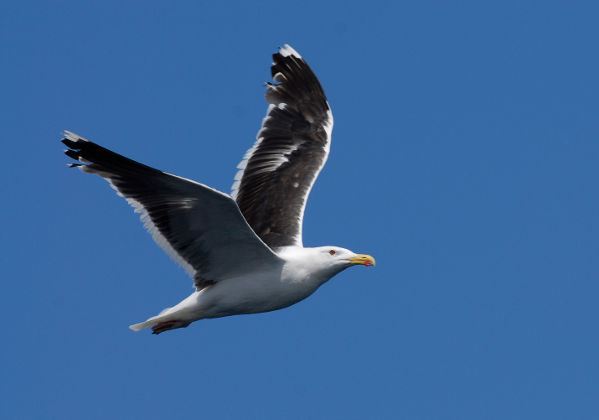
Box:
129, 319, 156, 331
129, 306, 175, 331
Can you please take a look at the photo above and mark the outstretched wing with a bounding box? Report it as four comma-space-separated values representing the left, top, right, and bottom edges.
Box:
231, 45, 333, 249
63, 131, 282, 289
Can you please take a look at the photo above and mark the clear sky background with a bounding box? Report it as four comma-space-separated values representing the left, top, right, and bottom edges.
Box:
2, 1, 598, 419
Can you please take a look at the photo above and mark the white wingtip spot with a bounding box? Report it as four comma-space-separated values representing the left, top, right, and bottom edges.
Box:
279, 44, 302, 59
63, 130, 90, 143
63, 130, 77, 140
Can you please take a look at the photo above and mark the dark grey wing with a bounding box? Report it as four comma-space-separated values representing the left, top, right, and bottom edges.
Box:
63, 131, 281, 289
231, 45, 333, 249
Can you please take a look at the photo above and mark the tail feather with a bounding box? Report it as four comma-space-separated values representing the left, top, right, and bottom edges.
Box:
129, 310, 169, 331
129, 319, 157, 332
128, 306, 186, 333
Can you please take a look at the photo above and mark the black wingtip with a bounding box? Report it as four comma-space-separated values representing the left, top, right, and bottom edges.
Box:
62, 138, 78, 148
64, 149, 80, 160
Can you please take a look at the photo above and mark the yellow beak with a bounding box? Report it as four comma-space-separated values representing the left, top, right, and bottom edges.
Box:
347, 254, 376, 267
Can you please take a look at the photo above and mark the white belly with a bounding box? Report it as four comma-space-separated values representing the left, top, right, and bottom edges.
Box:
170, 264, 327, 321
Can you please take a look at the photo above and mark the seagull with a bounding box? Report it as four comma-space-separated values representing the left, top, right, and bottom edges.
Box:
62, 45, 375, 334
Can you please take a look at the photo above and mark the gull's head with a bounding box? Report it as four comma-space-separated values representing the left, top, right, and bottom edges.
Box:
309, 246, 376, 275
279, 246, 375, 281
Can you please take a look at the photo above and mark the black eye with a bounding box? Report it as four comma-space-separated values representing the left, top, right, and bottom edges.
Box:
329, 249, 336, 255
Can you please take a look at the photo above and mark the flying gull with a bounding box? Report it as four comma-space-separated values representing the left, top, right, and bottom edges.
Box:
62, 45, 375, 334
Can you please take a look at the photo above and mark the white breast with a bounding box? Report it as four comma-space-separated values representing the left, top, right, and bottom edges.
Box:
186, 262, 323, 319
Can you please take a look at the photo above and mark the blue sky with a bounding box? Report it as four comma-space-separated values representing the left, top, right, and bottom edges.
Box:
2, 1, 599, 419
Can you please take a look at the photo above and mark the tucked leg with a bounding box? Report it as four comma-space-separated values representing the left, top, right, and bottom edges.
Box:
151, 320, 191, 334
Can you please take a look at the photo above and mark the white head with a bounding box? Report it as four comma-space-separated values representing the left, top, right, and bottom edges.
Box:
294, 246, 376, 278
